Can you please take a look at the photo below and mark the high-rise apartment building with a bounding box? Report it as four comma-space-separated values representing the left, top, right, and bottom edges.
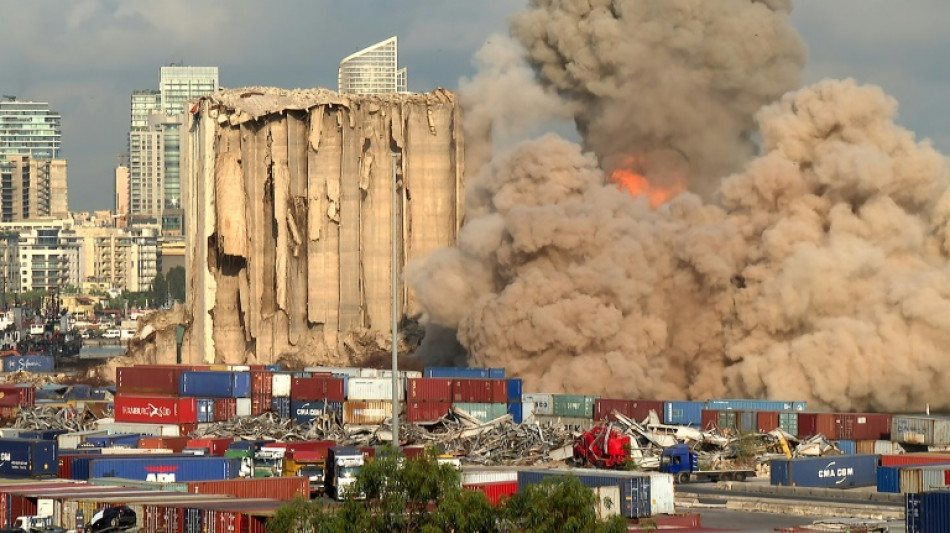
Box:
0, 97, 61, 159
338, 36, 408, 95
0, 154, 67, 222
124, 66, 217, 234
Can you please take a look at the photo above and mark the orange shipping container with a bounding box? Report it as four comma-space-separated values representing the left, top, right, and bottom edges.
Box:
186, 477, 308, 501
138, 436, 189, 453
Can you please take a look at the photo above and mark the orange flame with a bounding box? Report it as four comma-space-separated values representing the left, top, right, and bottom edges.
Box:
608, 156, 684, 209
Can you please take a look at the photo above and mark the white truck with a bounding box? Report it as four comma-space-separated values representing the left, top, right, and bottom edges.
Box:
1, 515, 66, 533
325, 446, 365, 500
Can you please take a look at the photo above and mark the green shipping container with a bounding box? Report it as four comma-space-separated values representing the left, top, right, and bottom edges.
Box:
552, 395, 598, 418
779, 412, 799, 437
453, 403, 508, 423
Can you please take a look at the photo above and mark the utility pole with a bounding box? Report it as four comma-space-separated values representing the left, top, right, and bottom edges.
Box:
391, 152, 400, 448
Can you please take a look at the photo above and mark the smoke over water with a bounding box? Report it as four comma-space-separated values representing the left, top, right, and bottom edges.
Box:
406, 0, 950, 412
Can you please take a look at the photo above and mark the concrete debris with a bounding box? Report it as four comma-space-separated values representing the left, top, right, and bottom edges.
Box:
12, 406, 100, 432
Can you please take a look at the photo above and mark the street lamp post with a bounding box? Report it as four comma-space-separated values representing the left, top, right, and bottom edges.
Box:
391, 152, 400, 448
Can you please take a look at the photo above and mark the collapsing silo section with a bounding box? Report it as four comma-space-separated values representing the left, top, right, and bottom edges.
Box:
182, 87, 464, 365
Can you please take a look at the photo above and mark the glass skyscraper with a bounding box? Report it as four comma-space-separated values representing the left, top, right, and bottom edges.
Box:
338, 37, 408, 95
0, 98, 61, 159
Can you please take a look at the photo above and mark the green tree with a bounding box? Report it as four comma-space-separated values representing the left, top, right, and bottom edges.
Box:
266, 447, 628, 533
167, 266, 185, 302
150, 272, 168, 307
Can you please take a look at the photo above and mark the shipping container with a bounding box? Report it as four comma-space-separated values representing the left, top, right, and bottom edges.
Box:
797, 413, 838, 439
116, 366, 184, 395
463, 481, 517, 507
424, 367, 505, 379
250, 371, 273, 396
451, 379, 506, 403
517, 469, 652, 519
857, 440, 904, 455
186, 477, 307, 501
906, 490, 950, 533
15, 429, 65, 441
757, 411, 780, 433
96, 421, 197, 437
461, 470, 518, 485
139, 437, 189, 453
836, 440, 856, 455
779, 412, 799, 437
452, 403, 508, 423
879, 465, 902, 493
641, 472, 676, 515
290, 376, 345, 402
892, 415, 950, 446
236, 398, 251, 417
83, 434, 142, 449
705, 399, 807, 412
593, 398, 634, 422
406, 378, 452, 403
769, 455, 878, 488
250, 394, 271, 416
179, 371, 251, 398
836, 413, 892, 440
347, 378, 405, 401
507, 403, 523, 424
272, 373, 292, 397
532, 415, 594, 432
0, 439, 56, 477
342, 401, 393, 425
522, 393, 554, 417
271, 397, 290, 419
663, 401, 703, 426
551, 395, 597, 418
196, 399, 215, 423
2, 354, 55, 373
213, 398, 235, 421
0, 385, 35, 408
303, 366, 362, 377
506, 379, 522, 402
405, 402, 451, 423
291, 401, 343, 425
58, 430, 108, 450
900, 466, 950, 494
114, 395, 199, 424
185, 438, 233, 457
881, 453, 950, 467
90, 456, 241, 482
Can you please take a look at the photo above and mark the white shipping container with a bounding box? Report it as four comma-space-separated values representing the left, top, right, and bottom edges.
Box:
359, 368, 380, 378
236, 398, 252, 416
461, 470, 518, 485
58, 429, 108, 450
899, 466, 950, 493
523, 393, 554, 416
347, 377, 405, 401
96, 421, 189, 436
533, 415, 594, 432
228, 365, 250, 372
378, 369, 423, 379
643, 472, 675, 515
592, 485, 621, 519
272, 373, 292, 397
304, 366, 362, 377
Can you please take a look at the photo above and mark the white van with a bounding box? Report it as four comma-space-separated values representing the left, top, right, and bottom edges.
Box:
102, 329, 121, 339
120, 329, 135, 340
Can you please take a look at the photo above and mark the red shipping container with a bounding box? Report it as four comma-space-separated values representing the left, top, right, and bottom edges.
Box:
114, 394, 198, 424
796, 413, 838, 439
186, 437, 233, 456
251, 371, 273, 395
214, 398, 237, 421
285, 440, 335, 455
291, 376, 345, 402
0, 407, 17, 419
407, 378, 452, 402
116, 366, 184, 395
629, 400, 664, 422
880, 453, 950, 467
138, 436, 189, 453
452, 379, 506, 403
187, 477, 308, 501
593, 398, 634, 421
406, 401, 452, 423
701, 409, 719, 430
0, 385, 34, 407
464, 481, 518, 506
836, 413, 891, 440
757, 411, 780, 433
251, 394, 272, 416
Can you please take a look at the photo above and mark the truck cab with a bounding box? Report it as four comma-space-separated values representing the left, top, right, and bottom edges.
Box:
3, 515, 63, 533
325, 445, 365, 500
282, 450, 328, 494
223, 440, 273, 478
254, 443, 288, 477
659, 443, 696, 476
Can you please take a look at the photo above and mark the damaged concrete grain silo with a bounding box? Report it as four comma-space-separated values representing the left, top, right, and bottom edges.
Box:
180, 87, 464, 366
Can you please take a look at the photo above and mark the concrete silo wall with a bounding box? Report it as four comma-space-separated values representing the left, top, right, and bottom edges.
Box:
181, 88, 464, 365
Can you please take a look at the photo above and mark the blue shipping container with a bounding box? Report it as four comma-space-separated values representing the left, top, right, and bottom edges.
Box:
906, 493, 923, 533
15, 429, 67, 441
0, 439, 56, 477
506, 379, 522, 401
272, 397, 291, 419
517, 470, 651, 518
178, 371, 252, 398
705, 399, 807, 412
197, 399, 215, 423
423, 367, 492, 379
836, 440, 856, 455
770, 455, 878, 488
83, 434, 142, 448
90, 456, 240, 482
879, 465, 901, 493
664, 401, 703, 426
906, 490, 950, 533
292, 400, 343, 425
488, 368, 506, 379
227, 440, 273, 452
2, 355, 55, 373
507, 403, 523, 424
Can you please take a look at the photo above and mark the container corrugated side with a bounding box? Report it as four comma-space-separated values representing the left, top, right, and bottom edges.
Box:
89, 456, 240, 482
0, 439, 56, 477
347, 378, 405, 401
881, 453, 950, 467
303, 366, 362, 377
463, 481, 518, 507
2, 355, 55, 373
517, 470, 652, 518
451, 379, 506, 403
114, 395, 198, 424
857, 440, 904, 455
918, 491, 950, 533
878, 465, 900, 493
406, 378, 452, 402
186, 477, 307, 501
96, 421, 196, 437
452, 403, 508, 423
705, 399, 807, 412
769, 455, 878, 488
892, 415, 950, 446
533, 415, 594, 432
423, 367, 491, 379
405, 402, 451, 423
899, 466, 950, 494
507, 403, 523, 424
522, 394, 554, 416
291, 401, 343, 425
551, 395, 597, 418
779, 412, 799, 437
272, 374, 292, 397
836, 440, 856, 455
116, 366, 183, 395
663, 401, 703, 426
837, 413, 892, 440
342, 401, 393, 425
593, 398, 634, 421
461, 470, 518, 485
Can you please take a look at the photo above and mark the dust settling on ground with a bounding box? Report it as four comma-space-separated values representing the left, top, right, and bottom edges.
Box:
407, 0, 950, 413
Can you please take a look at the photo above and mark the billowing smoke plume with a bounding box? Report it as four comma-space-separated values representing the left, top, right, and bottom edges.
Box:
407, 0, 950, 412
509, 0, 806, 195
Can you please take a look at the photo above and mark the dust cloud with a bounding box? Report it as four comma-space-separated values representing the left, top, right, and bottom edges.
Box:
406, 0, 950, 412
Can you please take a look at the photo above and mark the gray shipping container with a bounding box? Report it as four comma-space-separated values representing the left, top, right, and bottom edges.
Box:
892, 415, 950, 446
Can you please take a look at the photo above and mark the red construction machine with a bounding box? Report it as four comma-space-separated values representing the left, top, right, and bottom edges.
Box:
573, 423, 632, 468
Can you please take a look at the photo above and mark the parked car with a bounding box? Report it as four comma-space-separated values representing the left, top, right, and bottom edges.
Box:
87, 506, 135, 533
101, 329, 121, 339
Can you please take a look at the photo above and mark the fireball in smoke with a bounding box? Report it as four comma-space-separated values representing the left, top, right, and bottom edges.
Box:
607, 154, 686, 209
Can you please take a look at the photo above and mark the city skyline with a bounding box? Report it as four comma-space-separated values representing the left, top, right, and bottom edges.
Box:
2, 1, 949, 212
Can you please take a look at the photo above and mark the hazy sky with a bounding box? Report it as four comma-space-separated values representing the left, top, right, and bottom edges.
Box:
2, 1, 948, 213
